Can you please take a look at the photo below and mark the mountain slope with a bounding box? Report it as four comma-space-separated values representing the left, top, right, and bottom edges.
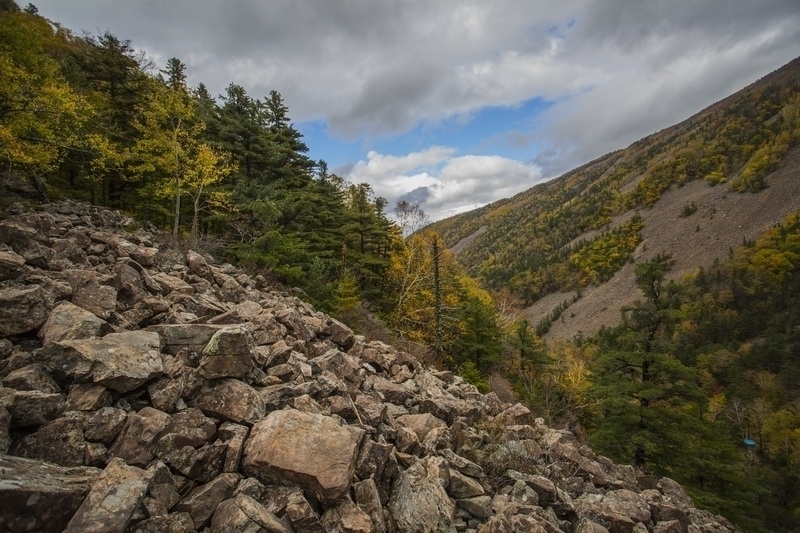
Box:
432, 56, 800, 340
0, 200, 737, 532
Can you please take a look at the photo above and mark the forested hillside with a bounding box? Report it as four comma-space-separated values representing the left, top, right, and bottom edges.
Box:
4, 3, 800, 530
427, 57, 800, 531
0, 3, 507, 376
431, 57, 800, 312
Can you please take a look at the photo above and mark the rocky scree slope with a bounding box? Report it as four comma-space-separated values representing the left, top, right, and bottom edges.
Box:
0, 201, 737, 533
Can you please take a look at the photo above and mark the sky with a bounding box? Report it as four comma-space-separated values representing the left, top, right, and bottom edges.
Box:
33, 0, 800, 221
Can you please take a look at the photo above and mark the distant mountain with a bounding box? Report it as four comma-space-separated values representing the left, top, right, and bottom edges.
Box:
430, 57, 800, 340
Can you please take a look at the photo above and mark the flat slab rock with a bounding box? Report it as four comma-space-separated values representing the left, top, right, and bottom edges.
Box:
42, 330, 164, 393
242, 409, 365, 505
0, 455, 101, 532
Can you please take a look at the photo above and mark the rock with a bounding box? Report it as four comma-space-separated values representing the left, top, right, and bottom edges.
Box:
396, 412, 447, 442
284, 491, 324, 533
147, 375, 185, 412
370, 376, 414, 406
0, 285, 50, 335
312, 348, 363, 390
250, 312, 288, 346
449, 469, 485, 499
154, 407, 217, 455
147, 461, 181, 512
440, 449, 484, 479
458, 495, 493, 519
0, 455, 101, 532
388, 456, 455, 533
418, 396, 484, 426
129, 512, 195, 533
109, 406, 170, 467
576, 489, 652, 533
64, 458, 151, 533
64, 384, 112, 411
174, 472, 239, 528
494, 402, 533, 426
355, 394, 386, 426
507, 470, 558, 506
219, 421, 249, 473
146, 323, 221, 355
84, 406, 128, 444
43, 330, 164, 393
164, 441, 226, 482
2, 363, 60, 393
5, 389, 65, 427
38, 301, 113, 346
657, 477, 694, 508
151, 272, 195, 295
211, 493, 293, 533
196, 378, 265, 426
275, 308, 315, 342
14, 416, 85, 466
198, 325, 256, 379
0, 405, 9, 454
130, 246, 159, 267
186, 249, 212, 280
321, 497, 373, 533
353, 478, 388, 533
242, 409, 365, 505
320, 317, 355, 350
0, 249, 26, 280
576, 519, 611, 533
355, 438, 394, 481
66, 269, 118, 320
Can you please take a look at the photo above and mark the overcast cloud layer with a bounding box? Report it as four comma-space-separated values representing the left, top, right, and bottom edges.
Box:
35, 0, 800, 220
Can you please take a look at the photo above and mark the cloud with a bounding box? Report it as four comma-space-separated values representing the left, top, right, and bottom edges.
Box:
344, 148, 543, 221
33, 0, 800, 218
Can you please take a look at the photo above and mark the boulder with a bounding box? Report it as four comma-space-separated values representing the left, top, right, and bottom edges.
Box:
320, 317, 355, 350
65, 269, 118, 320
5, 389, 65, 427
0, 455, 101, 532
242, 409, 365, 505
38, 302, 112, 346
109, 406, 170, 467
2, 363, 60, 393
64, 458, 152, 533
128, 512, 195, 533
448, 469, 485, 499
174, 472, 239, 528
219, 422, 250, 473
43, 330, 164, 393
14, 416, 85, 466
197, 325, 256, 379
154, 407, 217, 456
284, 491, 324, 533
210, 493, 293, 533
396, 412, 447, 442
275, 308, 315, 342
388, 456, 455, 533
146, 323, 221, 355
353, 478, 388, 533
321, 496, 373, 533
196, 378, 265, 426
64, 384, 111, 411
0, 249, 26, 280
84, 406, 128, 444
0, 285, 50, 335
